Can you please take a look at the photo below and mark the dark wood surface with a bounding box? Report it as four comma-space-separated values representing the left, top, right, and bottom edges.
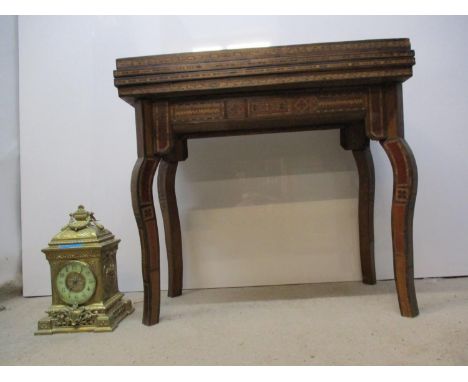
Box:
115, 38, 419, 325
157, 160, 183, 298
340, 123, 376, 285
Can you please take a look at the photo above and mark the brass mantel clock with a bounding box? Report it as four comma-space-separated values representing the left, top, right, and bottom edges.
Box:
36, 205, 134, 334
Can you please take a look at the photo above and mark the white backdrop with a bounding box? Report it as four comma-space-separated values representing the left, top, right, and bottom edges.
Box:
0, 16, 21, 287
19, 16, 468, 296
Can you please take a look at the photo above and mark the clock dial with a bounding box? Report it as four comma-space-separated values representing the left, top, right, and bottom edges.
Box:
56, 261, 96, 305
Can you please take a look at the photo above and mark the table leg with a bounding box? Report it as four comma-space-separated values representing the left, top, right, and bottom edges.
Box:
158, 160, 183, 297
340, 125, 376, 284
381, 137, 419, 317
352, 148, 376, 285
131, 157, 161, 325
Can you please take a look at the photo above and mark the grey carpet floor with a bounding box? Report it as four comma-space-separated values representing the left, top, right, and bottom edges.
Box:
1, 277, 467, 365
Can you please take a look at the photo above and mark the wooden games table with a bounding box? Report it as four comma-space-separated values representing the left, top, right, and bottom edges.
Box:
114, 38, 419, 325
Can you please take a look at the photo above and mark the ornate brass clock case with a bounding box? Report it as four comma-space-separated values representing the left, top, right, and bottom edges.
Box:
36, 205, 134, 334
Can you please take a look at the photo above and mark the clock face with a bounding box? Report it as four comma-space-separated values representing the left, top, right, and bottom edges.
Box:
56, 261, 96, 305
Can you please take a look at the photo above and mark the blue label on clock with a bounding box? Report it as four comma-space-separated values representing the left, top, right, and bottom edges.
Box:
58, 244, 84, 249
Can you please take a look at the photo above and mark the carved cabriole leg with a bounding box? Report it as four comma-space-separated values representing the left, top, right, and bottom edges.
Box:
367, 84, 419, 317
381, 138, 418, 317
158, 161, 182, 297
131, 99, 167, 326
352, 149, 376, 284
157, 140, 188, 298
131, 158, 161, 325
340, 124, 376, 284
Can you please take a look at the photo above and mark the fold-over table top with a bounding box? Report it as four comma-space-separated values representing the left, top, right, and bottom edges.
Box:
114, 38, 415, 101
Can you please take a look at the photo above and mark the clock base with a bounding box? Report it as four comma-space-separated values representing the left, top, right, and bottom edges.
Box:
35, 293, 134, 335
